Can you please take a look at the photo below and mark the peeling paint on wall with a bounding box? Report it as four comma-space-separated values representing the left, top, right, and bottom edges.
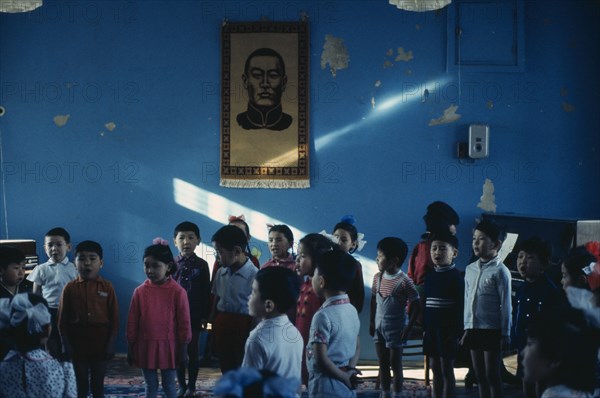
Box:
53, 114, 70, 127
477, 178, 497, 213
562, 102, 575, 112
105, 122, 116, 132
395, 47, 414, 62
428, 105, 461, 126
374, 80, 382, 88
383, 47, 414, 69
320, 34, 349, 77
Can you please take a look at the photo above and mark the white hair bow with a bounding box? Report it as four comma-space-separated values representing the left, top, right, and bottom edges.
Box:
319, 230, 339, 244
355, 232, 367, 252
0, 293, 51, 334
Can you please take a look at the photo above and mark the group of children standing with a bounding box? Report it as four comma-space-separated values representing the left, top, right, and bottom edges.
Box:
1, 206, 599, 398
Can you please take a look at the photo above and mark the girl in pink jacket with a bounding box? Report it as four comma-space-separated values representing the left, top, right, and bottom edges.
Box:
127, 238, 191, 398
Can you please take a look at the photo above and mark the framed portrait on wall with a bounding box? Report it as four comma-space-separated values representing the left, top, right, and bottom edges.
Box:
220, 21, 309, 188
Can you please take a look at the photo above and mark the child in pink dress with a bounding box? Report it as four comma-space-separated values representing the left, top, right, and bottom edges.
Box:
127, 238, 191, 398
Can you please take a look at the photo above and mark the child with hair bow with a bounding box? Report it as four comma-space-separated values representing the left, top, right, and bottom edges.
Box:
0, 293, 77, 398
127, 238, 192, 398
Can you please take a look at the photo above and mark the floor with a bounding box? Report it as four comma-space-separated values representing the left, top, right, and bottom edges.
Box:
105, 354, 524, 397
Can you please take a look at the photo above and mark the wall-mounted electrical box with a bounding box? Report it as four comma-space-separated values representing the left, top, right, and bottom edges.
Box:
468, 124, 489, 159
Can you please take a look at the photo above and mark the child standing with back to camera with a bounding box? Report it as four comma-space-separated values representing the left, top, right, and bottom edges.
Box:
461, 219, 512, 398
370, 237, 420, 398
307, 249, 361, 398
127, 238, 191, 398
0, 293, 77, 397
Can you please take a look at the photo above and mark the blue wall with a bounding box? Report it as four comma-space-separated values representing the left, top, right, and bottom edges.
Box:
1, 0, 599, 359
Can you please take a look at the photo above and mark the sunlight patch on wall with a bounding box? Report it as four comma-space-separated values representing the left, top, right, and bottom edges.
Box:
316, 78, 448, 151
173, 177, 378, 284
173, 178, 304, 243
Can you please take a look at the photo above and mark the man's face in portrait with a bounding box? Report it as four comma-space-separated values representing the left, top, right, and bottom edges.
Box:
243, 55, 287, 108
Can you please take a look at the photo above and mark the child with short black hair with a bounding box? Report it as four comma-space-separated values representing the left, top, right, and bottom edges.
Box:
243, 266, 303, 383
0, 245, 28, 299
172, 221, 211, 397
307, 249, 360, 398
262, 224, 295, 271
511, 237, 563, 398
295, 233, 333, 385
370, 237, 420, 398
210, 225, 259, 373
331, 215, 366, 313
58, 240, 119, 398
423, 232, 464, 398
228, 215, 261, 268
461, 219, 512, 398
27, 227, 77, 358
214, 368, 300, 398
0, 293, 77, 397
127, 238, 192, 398
522, 309, 599, 398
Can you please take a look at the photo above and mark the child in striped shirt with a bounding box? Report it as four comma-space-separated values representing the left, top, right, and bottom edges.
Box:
369, 237, 420, 398
423, 232, 464, 398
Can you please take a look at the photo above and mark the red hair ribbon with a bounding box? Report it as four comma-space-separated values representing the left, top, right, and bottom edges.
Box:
152, 237, 169, 246
228, 214, 246, 222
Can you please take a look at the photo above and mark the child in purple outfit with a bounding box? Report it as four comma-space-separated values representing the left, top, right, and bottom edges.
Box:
172, 221, 210, 397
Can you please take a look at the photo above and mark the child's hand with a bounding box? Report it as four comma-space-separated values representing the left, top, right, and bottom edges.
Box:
501, 335, 510, 352
127, 344, 135, 366
459, 330, 469, 346
61, 341, 73, 361
200, 318, 208, 331
339, 367, 362, 390
177, 343, 189, 367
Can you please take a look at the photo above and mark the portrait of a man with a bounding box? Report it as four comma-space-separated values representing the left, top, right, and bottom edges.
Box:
236, 48, 293, 131
221, 21, 309, 188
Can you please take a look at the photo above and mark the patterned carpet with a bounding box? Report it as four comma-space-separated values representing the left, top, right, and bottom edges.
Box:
103, 356, 431, 397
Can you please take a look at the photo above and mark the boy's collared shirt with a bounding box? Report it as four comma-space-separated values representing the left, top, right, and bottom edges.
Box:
464, 255, 512, 336
58, 275, 119, 336
242, 314, 303, 381
26, 257, 77, 308
212, 258, 258, 314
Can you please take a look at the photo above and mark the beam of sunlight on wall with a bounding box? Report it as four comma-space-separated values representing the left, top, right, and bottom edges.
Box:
173, 177, 378, 285
173, 178, 305, 242
316, 78, 449, 152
